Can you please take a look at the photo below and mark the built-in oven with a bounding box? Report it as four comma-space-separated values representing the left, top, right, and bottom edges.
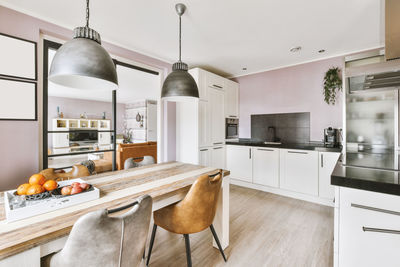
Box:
225, 118, 239, 139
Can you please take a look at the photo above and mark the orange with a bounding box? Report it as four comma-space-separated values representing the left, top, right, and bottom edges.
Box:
16, 183, 31, 195
29, 174, 46, 186
26, 184, 45, 195
43, 180, 58, 191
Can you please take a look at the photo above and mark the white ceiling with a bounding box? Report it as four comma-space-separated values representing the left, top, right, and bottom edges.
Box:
48, 49, 160, 103
1, 0, 384, 77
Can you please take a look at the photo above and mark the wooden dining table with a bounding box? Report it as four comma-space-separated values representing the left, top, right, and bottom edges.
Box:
0, 162, 230, 267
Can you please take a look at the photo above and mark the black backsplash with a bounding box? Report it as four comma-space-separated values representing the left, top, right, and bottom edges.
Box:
251, 112, 310, 143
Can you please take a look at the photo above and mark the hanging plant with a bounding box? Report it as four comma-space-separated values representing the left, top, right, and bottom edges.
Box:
323, 67, 342, 105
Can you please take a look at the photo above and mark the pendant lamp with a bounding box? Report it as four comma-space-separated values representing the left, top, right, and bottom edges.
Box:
161, 3, 199, 100
49, 0, 118, 90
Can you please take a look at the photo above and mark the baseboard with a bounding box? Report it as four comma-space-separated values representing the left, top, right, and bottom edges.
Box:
230, 178, 334, 207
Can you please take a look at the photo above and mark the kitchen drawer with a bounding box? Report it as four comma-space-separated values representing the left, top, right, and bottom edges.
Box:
340, 187, 400, 214
339, 187, 400, 267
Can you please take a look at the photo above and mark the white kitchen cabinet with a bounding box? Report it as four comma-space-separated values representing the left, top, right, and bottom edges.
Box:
226, 145, 252, 182
206, 72, 225, 91
209, 88, 225, 145
280, 149, 319, 196
199, 100, 212, 148
211, 146, 226, 170
225, 80, 239, 119
319, 152, 340, 199
253, 147, 279, 187
98, 132, 111, 145
53, 133, 69, 148
199, 148, 211, 167
338, 187, 400, 267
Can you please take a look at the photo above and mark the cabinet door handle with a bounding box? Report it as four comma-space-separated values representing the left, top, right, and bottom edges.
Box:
212, 84, 223, 89
287, 151, 308, 154
213, 142, 223, 145
362, 227, 400, 235
258, 148, 274, 152
321, 154, 324, 168
351, 203, 400, 216
229, 115, 236, 118
200, 149, 208, 152
213, 147, 223, 150
249, 148, 252, 159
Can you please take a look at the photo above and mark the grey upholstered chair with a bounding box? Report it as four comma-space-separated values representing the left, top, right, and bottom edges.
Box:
124, 156, 155, 170
41, 195, 153, 267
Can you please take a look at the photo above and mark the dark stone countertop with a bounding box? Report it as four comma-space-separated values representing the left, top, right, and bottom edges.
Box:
331, 162, 400, 196
225, 139, 342, 153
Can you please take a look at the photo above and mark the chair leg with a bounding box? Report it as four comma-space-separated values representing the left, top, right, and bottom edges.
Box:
146, 224, 158, 266
183, 234, 192, 267
210, 224, 227, 262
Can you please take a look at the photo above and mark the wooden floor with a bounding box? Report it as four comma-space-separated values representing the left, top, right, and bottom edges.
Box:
146, 185, 334, 267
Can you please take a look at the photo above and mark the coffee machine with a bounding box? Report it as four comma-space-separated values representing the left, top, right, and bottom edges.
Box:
324, 127, 341, 148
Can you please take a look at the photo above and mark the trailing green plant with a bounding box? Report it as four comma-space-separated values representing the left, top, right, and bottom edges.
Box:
323, 67, 342, 105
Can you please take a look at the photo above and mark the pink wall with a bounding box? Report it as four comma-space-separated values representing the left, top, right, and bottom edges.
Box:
234, 57, 344, 142
0, 6, 172, 190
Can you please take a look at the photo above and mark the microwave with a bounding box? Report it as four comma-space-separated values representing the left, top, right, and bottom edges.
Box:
225, 118, 239, 139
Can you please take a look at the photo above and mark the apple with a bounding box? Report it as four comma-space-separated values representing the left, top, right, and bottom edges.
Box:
80, 183, 90, 190
61, 186, 72, 195
71, 186, 83, 195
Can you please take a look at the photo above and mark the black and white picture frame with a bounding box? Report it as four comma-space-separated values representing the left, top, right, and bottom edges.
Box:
0, 33, 37, 81
0, 77, 37, 120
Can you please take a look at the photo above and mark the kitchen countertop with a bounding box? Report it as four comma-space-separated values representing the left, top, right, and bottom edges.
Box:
331, 162, 400, 196
226, 139, 342, 153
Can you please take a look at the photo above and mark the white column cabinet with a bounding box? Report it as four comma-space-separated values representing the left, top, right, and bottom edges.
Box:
211, 146, 226, 170
226, 145, 252, 182
199, 100, 212, 148
209, 88, 225, 145
224, 80, 239, 119
252, 148, 279, 187
199, 148, 211, 167
280, 149, 319, 196
319, 152, 340, 200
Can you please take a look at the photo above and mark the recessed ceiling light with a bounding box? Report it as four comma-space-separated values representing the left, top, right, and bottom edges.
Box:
290, 46, 302, 53
318, 49, 326, 53
242, 67, 247, 70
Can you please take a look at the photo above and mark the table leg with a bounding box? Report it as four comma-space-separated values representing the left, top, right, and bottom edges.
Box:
213, 175, 230, 249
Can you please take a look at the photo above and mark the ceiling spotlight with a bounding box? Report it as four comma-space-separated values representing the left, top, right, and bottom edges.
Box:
289, 46, 302, 53
318, 49, 326, 53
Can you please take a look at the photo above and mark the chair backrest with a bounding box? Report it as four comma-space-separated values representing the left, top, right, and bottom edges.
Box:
124, 156, 155, 170
48, 195, 152, 267
176, 170, 223, 232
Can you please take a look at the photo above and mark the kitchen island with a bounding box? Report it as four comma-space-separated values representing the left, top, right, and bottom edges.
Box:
0, 162, 230, 267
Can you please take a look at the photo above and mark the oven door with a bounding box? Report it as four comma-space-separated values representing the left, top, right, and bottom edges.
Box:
226, 124, 238, 139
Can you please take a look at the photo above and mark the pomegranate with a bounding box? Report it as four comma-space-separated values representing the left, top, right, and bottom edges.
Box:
61, 186, 72, 195
71, 186, 83, 195
80, 183, 90, 190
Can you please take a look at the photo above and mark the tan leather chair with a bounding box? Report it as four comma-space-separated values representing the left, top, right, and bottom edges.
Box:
146, 170, 227, 267
41, 195, 153, 267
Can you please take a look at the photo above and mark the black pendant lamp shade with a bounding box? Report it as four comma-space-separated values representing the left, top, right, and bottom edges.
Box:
49, 0, 118, 91
161, 3, 199, 100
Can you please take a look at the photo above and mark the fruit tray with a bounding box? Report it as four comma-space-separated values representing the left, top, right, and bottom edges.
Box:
4, 178, 100, 223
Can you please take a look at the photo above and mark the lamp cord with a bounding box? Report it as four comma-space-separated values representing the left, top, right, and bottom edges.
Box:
86, 0, 90, 28
179, 15, 182, 62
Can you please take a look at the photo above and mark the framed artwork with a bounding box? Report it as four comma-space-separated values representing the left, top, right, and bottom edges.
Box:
0, 33, 37, 81
0, 77, 37, 120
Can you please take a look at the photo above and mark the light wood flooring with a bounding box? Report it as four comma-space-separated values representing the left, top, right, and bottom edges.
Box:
146, 184, 334, 267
